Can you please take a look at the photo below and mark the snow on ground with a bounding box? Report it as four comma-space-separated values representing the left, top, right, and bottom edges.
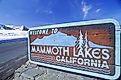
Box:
0, 30, 28, 40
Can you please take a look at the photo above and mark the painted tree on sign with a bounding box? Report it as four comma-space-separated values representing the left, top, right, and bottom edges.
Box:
75, 30, 84, 56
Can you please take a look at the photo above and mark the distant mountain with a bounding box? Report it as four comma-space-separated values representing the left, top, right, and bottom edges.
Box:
0, 24, 28, 31
5, 25, 28, 31
0, 24, 28, 40
0, 24, 13, 30
19, 25, 28, 31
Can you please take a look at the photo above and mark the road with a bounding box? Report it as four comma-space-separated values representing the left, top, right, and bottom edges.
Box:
0, 40, 28, 80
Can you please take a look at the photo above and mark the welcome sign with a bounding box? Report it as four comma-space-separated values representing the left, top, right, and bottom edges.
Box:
28, 19, 120, 79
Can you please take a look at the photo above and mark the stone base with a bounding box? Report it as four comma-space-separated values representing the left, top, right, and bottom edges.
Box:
13, 61, 98, 80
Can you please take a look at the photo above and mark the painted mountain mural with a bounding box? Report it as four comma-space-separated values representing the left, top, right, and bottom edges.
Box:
31, 31, 112, 49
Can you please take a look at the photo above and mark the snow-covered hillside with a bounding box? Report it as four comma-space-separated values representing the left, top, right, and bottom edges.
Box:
0, 24, 28, 31
5, 24, 28, 31
0, 24, 12, 30
0, 30, 28, 40
0, 24, 28, 40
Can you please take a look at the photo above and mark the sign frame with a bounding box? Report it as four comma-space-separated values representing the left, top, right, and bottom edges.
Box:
28, 19, 120, 79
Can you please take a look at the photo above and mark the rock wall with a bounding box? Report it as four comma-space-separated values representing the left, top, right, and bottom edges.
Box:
13, 61, 98, 80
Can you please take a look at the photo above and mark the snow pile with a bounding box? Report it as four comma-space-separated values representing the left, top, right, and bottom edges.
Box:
0, 30, 28, 40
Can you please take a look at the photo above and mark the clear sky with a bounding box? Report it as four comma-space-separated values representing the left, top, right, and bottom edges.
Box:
0, 0, 121, 27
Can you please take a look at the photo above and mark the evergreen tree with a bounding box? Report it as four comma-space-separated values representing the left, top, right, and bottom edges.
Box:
84, 31, 89, 48
75, 30, 84, 57
79, 30, 84, 48
84, 31, 91, 58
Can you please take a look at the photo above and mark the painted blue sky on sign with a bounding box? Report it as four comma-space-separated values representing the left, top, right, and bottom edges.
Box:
0, 0, 121, 27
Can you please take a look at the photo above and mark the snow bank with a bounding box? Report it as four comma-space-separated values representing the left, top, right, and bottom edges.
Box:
0, 30, 28, 40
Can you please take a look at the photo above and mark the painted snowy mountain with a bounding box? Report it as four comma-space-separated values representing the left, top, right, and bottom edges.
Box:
88, 41, 112, 48
31, 31, 112, 48
31, 32, 76, 46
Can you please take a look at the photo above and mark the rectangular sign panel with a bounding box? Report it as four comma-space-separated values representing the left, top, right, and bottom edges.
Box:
28, 19, 120, 79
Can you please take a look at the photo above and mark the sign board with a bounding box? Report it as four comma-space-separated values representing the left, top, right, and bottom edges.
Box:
28, 19, 120, 79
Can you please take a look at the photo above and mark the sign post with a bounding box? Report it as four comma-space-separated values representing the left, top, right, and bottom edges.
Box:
28, 19, 120, 79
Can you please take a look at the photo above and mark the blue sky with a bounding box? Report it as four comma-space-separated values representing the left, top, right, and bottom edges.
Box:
0, 0, 121, 27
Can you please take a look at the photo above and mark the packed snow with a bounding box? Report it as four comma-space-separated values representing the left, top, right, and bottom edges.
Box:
0, 30, 28, 40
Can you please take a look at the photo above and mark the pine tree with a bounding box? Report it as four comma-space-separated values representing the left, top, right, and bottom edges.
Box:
84, 31, 89, 48
84, 31, 91, 58
79, 30, 84, 48
75, 30, 84, 57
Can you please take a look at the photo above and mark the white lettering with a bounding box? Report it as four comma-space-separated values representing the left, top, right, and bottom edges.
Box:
92, 49, 101, 59
102, 49, 110, 60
